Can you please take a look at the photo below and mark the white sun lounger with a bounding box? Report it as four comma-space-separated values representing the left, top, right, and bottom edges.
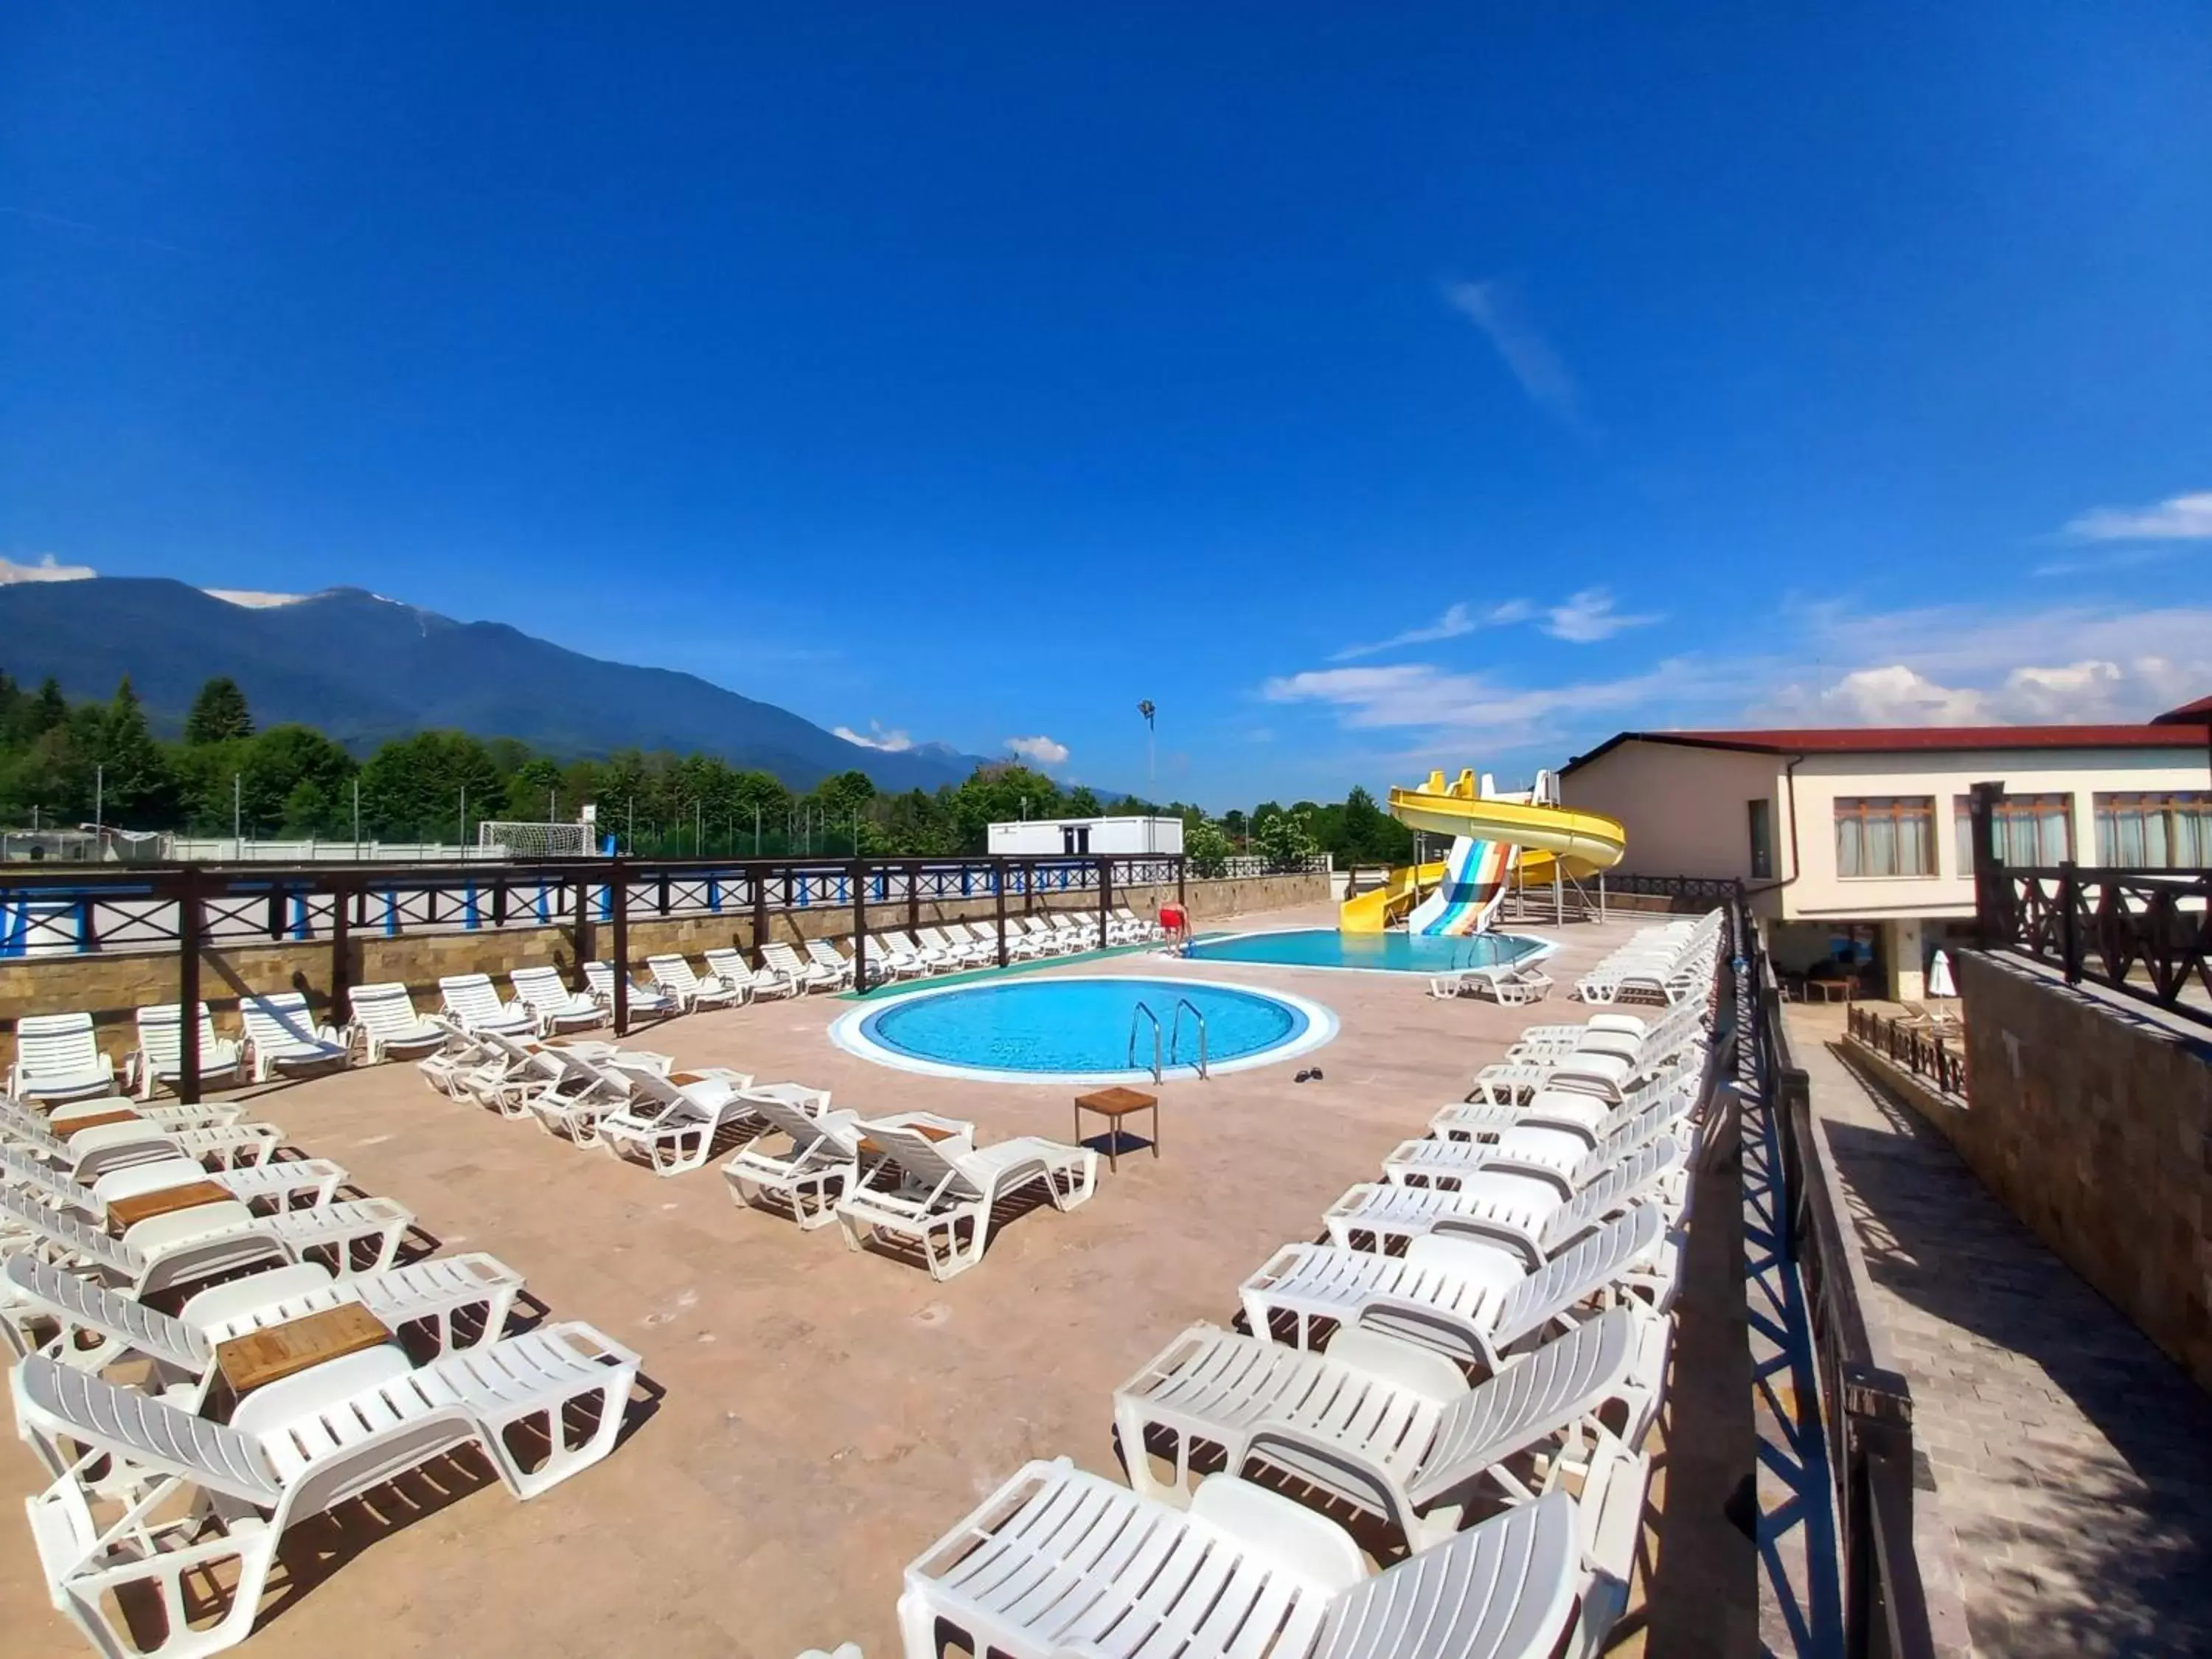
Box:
1114, 1305, 1661, 1554
1385, 1102, 1689, 1203
341, 982, 448, 1062
897, 1456, 1581, 1659
509, 965, 606, 1034
1, 1248, 526, 1410
724, 1102, 961, 1230
1239, 1203, 1664, 1368
1431, 1072, 1694, 1152
437, 972, 540, 1037
647, 953, 747, 1011
1327, 1136, 1691, 1265
239, 994, 349, 1082
594, 1062, 778, 1175
1428, 962, 1555, 1004
881, 929, 953, 973
125, 1003, 243, 1099
1, 1110, 285, 1186
706, 944, 804, 1001
90, 1154, 349, 1215
14, 1324, 640, 1659
9, 1013, 119, 1105
861, 933, 927, 978
580, 960, 680, 1023
834, 1122, 1096, 1280
803, 937, 860, 988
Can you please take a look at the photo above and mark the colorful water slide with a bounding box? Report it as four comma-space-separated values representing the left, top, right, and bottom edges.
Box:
1338, 769, 1627, 933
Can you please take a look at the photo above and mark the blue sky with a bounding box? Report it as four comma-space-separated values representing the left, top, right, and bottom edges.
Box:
3, 4, 2208, 807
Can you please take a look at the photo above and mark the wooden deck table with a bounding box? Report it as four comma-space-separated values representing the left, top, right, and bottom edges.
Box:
106, 1180, 234, 1231
214, 1304, 394, 1397
1074, 1087, 1160, 1172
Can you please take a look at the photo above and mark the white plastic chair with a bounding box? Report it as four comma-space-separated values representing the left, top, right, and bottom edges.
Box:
125, 1003, 243, 1099
509, 965, 606, 1034
342, 982, 447, 1062
9, 1012, 118, 1104
239, 993, 349, 1082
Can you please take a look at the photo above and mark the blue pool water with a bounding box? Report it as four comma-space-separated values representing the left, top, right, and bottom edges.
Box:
1183, 928, 1548, 974
831, 975, 1335, 1083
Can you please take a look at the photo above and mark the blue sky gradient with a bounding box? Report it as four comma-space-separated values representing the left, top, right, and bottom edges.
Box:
4, 4, 2208, 804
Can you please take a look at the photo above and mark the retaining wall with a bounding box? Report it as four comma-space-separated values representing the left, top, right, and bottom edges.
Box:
1953, 950, 2212, 1391
0, 871, 1329, 1068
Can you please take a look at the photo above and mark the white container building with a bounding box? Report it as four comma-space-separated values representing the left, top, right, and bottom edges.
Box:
987, 816, 1184, 858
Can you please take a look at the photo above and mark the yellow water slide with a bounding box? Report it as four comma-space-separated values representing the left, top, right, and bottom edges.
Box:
1339, 768, 1627, 931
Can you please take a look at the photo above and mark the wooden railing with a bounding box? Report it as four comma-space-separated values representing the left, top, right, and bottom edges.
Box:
1966, 783, 2212, 1032
1846, 1005, 1968, 1099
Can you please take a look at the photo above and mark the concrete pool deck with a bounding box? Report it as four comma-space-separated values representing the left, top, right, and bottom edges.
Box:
0, 902, 1741, 1658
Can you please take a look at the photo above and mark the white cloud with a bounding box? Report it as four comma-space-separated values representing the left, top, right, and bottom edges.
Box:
1542, 588, 1662, 643
1329, 599, 1532, 661
204, 589, 306, 608
833, 721, 913, 751
1444, 279, 1580, 424
1005, 734, 1069, 767
2062, 490, 2212, 542
0, 554, 96, 584
1755, 600, 2212, 726
1262, 658, 1736, 749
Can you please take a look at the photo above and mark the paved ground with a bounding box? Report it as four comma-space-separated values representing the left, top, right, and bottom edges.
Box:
1, 905, 1744, 1659
1793, 1006, 2212, 1658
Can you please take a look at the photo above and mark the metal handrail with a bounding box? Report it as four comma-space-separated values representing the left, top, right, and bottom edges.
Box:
1167, 997, 1210, 1079
1127, 1000, 1163, 1083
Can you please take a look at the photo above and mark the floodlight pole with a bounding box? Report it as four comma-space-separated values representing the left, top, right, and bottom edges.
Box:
94, 765, 102, 838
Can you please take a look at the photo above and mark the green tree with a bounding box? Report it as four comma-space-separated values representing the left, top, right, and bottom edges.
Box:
245, 726, 358, 837
183, 677, 254, 745
357, 730, 502, 843
1065, 785, 1102, 817
88, 678, 178, 829
1252, 804, 1321, 872
1186, 817, 1233, 877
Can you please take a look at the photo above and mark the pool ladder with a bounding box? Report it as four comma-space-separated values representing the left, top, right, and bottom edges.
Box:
1126, 998, 1211, 1084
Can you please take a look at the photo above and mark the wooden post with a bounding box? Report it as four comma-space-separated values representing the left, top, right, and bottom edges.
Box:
330, 876, 352, 1029
574, 869, 596, 966
907, 869, 921, 938
610, 857, 630, 1037
1176, 854, 1187, 909
176, 866, 203, 1107
1969, 781, 2005, 947
851, 858, 869, 990
995, 859, 1009, 967
751, 865, 768, 952
1098, 856, 1112, 949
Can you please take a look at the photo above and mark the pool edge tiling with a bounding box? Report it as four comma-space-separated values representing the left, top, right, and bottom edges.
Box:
1180, 925, 1557, 975
827, 973, 1338, 1085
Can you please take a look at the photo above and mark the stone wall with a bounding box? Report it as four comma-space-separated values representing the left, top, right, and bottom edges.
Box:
1952, 950, 2212, 1391
0, 870, 1328, 1067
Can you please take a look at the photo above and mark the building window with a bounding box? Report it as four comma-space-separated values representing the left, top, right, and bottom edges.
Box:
2093, 792, 2212, 868
1747, 799, 1775, 880
1834, 796, 1935, 878
1952, 793, 2074, 870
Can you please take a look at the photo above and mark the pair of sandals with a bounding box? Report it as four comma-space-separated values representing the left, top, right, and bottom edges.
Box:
1293, 1067, 1325, 1084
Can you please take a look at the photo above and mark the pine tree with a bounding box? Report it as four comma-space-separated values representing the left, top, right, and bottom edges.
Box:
92, 677, 178, 828
184, 677, 254, 745
27, 678, 67, 737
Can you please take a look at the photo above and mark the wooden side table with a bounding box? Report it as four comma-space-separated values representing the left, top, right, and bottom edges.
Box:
107, 1180, 234, 1231
1074, 1088, 1159, 1172
214, 1304, 394, 1396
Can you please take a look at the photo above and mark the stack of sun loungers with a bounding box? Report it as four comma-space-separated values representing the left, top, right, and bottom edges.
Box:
837, 916, 1726, 1659
1573, 909, 1725, 1006
0, 1081, 643, 1659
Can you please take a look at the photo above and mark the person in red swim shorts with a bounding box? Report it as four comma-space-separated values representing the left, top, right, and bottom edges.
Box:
1157, 899, 1189, 946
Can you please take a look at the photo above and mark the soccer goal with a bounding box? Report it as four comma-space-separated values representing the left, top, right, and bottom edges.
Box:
477, 820, 593, 858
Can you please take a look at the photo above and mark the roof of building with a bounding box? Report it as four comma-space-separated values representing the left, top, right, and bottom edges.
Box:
2153, 693, 2212, 724
1563, 717, 2211, 773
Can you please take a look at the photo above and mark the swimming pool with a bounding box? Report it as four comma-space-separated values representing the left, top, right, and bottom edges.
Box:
1181, 927, 1550, 975
829, 975, 1336, 1084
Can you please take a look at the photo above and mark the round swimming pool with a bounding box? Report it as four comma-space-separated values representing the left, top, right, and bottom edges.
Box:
829, 975, 1337, 1085
1181, 927, 1551, 975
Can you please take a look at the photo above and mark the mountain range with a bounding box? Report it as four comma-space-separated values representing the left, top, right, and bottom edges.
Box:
0, 576, 996, 791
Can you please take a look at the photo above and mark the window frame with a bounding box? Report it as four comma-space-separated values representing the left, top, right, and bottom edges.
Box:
1832, 795, 1938, 880
2092, 790, 2212, 869
1952, 791, 2076, 871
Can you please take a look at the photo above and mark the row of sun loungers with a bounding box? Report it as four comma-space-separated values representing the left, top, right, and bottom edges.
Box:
840, 923, 1725, 1659
0, 1082, 643, 1659
1573, 909, 1724, 1005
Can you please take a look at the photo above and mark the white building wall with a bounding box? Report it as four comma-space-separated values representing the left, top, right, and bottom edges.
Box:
985, 816, 1183, 856
1560, 743, 1785, 881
